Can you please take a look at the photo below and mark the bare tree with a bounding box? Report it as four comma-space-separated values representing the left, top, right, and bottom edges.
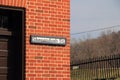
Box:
71, 31, 120, 64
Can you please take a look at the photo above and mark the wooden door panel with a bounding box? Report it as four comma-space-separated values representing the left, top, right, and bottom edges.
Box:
0, 75, 7, 80
0, 68, 7, 74
0, 58, 7, 67
0, 51, 8, 57
0, 36, 8, 80
0, 41, 8, 50
0, 7, 24, 80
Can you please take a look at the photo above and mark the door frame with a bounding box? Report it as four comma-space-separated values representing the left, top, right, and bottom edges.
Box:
0, 5, 25, 80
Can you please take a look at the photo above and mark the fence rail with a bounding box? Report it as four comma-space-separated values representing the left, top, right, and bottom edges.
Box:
71, 54, 120, 80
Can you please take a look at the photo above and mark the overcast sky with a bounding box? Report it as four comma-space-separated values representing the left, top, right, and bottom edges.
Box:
70, 0, 120, 35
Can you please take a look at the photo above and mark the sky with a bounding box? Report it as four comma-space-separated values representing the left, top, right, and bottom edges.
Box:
70, 0, 120, 37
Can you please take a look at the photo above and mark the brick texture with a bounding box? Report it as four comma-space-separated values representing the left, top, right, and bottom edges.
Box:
0, 0, 70, 80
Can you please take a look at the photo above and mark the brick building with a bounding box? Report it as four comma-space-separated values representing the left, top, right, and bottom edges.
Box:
0, 0, 70, 80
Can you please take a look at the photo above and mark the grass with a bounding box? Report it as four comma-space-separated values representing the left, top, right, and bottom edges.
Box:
115, 78, 120, 80
71, 68, 120, 80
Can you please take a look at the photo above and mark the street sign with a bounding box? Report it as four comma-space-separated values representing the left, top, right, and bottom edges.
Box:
30, 35, 66, 46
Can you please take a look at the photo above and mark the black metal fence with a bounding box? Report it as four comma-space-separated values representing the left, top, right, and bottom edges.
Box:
71, 54, 120, 80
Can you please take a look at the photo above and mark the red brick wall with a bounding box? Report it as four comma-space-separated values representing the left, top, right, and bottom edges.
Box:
0, 0, 70, 80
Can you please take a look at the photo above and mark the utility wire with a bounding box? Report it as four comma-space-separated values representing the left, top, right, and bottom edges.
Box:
71, 25, 120, 35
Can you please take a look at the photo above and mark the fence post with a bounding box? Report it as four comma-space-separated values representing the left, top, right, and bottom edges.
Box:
118, 54, 120, 77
